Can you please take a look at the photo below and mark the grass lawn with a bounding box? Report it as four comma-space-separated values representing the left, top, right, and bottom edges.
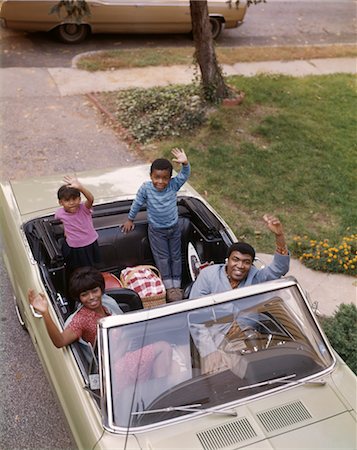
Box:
190, 74, 356, 252
97, 72, 357, 261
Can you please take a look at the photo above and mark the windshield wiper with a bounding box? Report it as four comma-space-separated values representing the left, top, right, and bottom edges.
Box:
238, 374, 326, 391
131, 403, 237, 417
238, 374, 297, 390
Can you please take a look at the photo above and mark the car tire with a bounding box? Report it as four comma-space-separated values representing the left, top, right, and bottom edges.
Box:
210, 17, 222, 39
54, 23, 90, 44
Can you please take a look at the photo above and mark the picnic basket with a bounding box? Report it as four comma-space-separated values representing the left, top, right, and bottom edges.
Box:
120, 265, 166, 309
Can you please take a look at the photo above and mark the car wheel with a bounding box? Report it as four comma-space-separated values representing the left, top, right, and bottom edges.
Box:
54, 23, 90, 44
14, 295, 27, 331
210, 17, 222, 39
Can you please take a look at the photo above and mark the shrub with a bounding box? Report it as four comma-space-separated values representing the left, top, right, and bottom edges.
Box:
291, 234, 357, 276
110, 85, 208, 143
320, 303, 357, 374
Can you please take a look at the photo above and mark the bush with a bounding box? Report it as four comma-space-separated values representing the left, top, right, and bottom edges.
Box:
291, 234, 357, 276
110, 85, 208, 143
320, 303, 357, 374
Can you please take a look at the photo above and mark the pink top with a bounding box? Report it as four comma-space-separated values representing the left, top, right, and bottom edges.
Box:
67, 306, 111, 346
55, 203, 98, 248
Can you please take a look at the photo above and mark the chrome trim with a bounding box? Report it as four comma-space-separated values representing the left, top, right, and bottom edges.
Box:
29, 304, 42, 319
14, 296, 26, 327
100, 277, 300, 328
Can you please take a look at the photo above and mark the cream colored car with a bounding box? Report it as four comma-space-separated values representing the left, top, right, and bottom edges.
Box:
0, 166, 356, 450
0, 0, 248, 43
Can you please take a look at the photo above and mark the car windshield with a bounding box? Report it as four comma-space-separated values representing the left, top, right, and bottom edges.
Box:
100, 283, 333, 430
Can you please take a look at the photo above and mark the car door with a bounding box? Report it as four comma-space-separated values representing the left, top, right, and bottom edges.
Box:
0, 184, 104, 450
89, 0, 192, 33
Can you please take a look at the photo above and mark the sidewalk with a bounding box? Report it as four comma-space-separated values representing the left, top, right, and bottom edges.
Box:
257, 254, 356, 317
54, 57, 357, 95
1, 57, 356, 97
54, 57, 357, 96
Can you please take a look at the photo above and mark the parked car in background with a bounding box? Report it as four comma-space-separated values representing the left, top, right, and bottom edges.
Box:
0, 0, 248, 43
1, 166, 356, 450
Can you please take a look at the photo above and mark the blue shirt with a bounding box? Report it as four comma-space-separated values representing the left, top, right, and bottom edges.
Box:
189, 252, 290, 299
188, 253, 290, 356
128, 164, 191, 228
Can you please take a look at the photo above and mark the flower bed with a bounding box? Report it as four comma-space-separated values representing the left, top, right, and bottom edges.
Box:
291, 234, 357, 276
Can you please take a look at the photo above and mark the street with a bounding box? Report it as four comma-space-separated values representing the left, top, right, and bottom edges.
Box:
1, 0, 356, 67
0, 1, 356, 448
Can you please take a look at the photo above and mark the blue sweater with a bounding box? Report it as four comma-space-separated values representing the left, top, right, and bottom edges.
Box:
128, 164, 191, 228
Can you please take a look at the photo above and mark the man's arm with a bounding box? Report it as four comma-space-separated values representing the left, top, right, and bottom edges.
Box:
250, 215, 290, 283
263, 214, 288, 255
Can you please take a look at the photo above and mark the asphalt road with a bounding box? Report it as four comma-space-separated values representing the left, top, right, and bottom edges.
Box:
0, 0, 356, 67
0, 0, 356, 449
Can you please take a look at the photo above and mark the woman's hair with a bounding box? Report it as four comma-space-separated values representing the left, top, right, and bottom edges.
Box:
150, 158, 173, 176
227, 242, 255, 262
57, 184, 81, 201
69, 267, 105, 302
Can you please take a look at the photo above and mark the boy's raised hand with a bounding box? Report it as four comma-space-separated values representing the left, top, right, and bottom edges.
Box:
171, 148, 188, 165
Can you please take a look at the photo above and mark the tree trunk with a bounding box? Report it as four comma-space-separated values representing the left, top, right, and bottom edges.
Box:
190, 0, 229, 102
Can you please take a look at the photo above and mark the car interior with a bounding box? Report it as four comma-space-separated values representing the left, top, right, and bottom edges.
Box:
22, 196, 334, 420
24, 195, 232, 316
23, 195, 233, 378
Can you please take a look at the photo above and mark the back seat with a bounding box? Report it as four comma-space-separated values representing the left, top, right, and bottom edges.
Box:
48, 215, 193, 281
42, 198, 228, 313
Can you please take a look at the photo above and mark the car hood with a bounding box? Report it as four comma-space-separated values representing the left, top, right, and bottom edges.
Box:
97, 378, 356, 449
130, 382, 356, 450
5, 165, 197, 219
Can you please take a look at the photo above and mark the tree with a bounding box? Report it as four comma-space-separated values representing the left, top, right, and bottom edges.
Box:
190, 0, 265, 103
190, 0, 229, 103
51, 0, 265, 101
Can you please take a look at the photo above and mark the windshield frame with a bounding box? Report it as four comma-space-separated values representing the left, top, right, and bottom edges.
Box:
97, 277, 336, 433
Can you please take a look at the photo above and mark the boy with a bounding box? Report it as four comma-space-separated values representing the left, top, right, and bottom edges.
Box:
122, 148, 190, 302
55, 175, 99, 275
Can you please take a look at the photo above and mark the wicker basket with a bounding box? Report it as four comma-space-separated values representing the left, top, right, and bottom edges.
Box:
141, 294, 166, 309
120, 265, 166, 309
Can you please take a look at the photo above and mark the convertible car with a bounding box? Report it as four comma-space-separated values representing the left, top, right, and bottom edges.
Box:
0, 0, 248, 43
0, 166, 356, 450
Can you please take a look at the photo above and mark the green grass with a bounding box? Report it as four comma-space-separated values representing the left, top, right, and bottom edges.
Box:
98, 73, 357, 255
76, 44, 357, 71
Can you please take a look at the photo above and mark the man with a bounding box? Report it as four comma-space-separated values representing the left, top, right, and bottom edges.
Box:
189, 214, 289, 299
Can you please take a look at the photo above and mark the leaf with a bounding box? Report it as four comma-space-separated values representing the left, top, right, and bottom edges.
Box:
49, 0, 91, 20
